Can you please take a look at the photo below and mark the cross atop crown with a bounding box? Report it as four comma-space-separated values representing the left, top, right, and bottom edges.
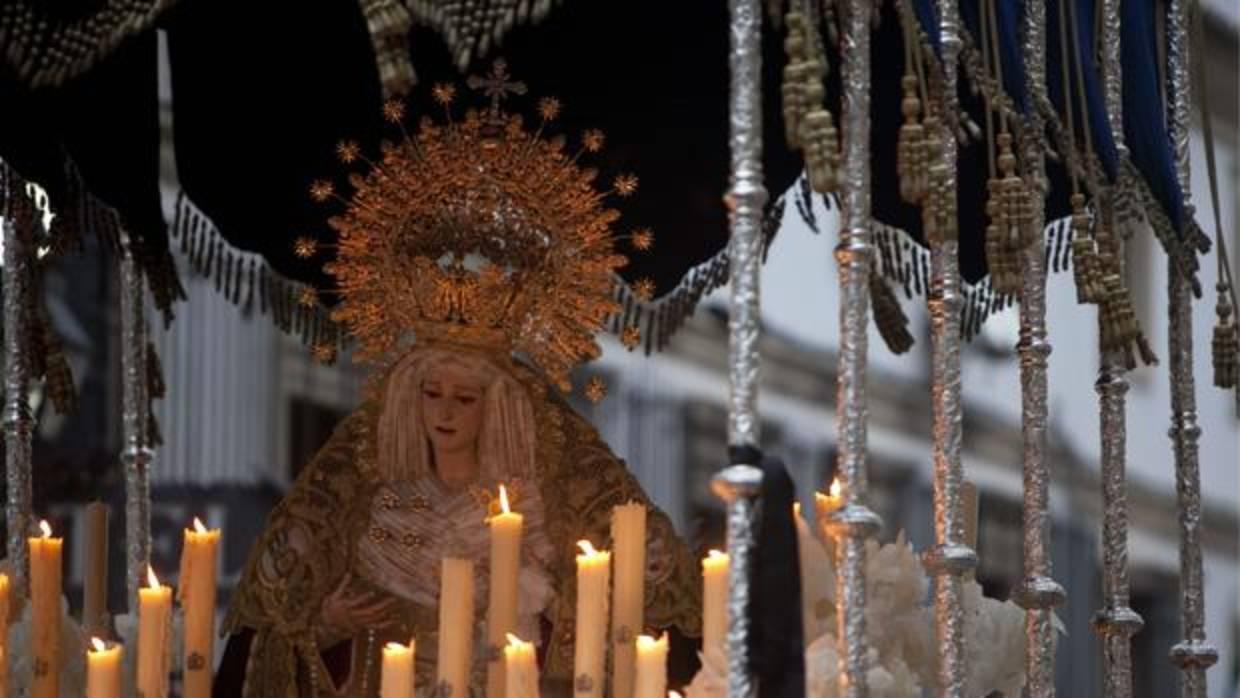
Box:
468, 58, 528, 117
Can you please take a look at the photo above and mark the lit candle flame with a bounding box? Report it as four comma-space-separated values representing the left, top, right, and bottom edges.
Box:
146, 566, 161, 590
505, 632, 526, 648
577, 540, 599, 556
90, 637, 107, 653
636, 633, 666, 650
192, 517, 208, 534
385, 641, 409, 652
707, 549, 726, 560
670, 692, 683, 698
499, 485, 511, 514
38, 519, 51, 538
829, 478, 842, 498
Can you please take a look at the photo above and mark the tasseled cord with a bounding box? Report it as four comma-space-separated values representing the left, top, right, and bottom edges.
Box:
1188, 1, 1240, 392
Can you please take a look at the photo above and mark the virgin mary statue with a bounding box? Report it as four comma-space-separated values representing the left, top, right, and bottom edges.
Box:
216, 64, 702, 697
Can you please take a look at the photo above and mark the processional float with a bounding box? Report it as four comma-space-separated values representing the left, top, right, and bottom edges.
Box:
0, 0, 1236, 696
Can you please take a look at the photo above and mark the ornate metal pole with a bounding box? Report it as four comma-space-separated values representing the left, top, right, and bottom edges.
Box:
1011, 1, 1067, 694
2, 166, 34, 601
827, 1, 882, 695
1165, 2, 1218, 695
924, 1, 977, 695
1091, 2, 1144, 695
120, 235, 154, 613
715, 0, 767, 694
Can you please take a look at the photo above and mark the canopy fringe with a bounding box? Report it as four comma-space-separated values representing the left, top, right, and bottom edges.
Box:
170, 191, 345, 360
608, 197, 787, 354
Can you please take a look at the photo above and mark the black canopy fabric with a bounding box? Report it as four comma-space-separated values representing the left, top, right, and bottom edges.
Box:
163, 0, 802, 302
2, 0, 806, 351
0, 29, 181, 317
2, 0, 1210, 359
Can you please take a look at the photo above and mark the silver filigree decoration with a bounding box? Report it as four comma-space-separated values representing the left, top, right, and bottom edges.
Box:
1090, 4, 1143, 695
1010, 2, 1067, 696
1166, 263, 1219, 696
1164, 2, 1219, 694
712, 465, 763, 698
829, 0, 883, 695
2, 171, 34, 600
924, 2, 978, 696
121, 237, 155, 613
725, 0, 768, 452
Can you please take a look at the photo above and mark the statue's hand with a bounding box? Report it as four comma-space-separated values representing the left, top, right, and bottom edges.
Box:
318, 575, 406, 643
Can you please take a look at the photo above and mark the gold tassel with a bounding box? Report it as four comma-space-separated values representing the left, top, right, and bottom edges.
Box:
1070, 193, 1104, 304
1212, 284, 1239, 388
897, 75, 926, 204
922, 123, 956, 241
783, 10, 809, 149
801, 107, 839, 194
984, 153, 1021, 297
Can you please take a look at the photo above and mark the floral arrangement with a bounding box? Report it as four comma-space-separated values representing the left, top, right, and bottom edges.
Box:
688, 516, 1049, 697
3, 595, 183, 698
6, 596, 86, 698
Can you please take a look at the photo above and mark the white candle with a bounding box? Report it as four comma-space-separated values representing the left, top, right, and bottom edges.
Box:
815, 478, 844, 561
381, 639, 416, 698
29, 519, 62, 698
610, 502, 646, 698
793, 502, 833, 643
180, 517, 220, 698
436, 557, 475, 698
487, 485, 523, 698
574, 540, 611, 698
701, 550, 728, 655
138, 566, 172, 698
503, 633, 539, 698
86, 637, 123, 698
633, 633, 668, 698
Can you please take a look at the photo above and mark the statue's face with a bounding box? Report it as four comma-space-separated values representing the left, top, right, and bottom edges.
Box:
420, 363, 486, 456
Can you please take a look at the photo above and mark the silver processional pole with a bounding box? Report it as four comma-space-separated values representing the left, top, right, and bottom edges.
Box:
1164, 1, 1218, 695
1091, 1, 1144, 695
1012, 1, 1065, 695
828, 0, 883, 695
120, 234, 154, 614
925, 0, 978, 695
2, 164, 35, 601
713, 0, 767, 695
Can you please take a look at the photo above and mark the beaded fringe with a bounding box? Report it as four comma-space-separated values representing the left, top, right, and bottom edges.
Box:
170, 191, 345, 361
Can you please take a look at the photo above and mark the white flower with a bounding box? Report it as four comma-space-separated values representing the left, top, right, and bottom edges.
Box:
864, 532, 930, 665
962, 580, 1062, 697
805, 633, 920, 698
7, 595, 87, 697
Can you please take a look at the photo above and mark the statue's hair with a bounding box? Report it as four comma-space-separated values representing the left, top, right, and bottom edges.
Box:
376, 348, 536, 484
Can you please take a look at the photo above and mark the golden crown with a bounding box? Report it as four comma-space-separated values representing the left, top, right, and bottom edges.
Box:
310, 60, 643, 392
